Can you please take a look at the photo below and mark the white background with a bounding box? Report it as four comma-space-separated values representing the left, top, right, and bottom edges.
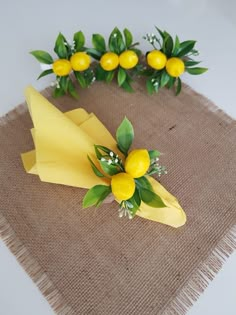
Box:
0, 0, 236, 314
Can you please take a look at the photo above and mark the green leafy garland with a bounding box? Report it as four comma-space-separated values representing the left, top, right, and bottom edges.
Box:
83, 117, 167, 219
31, 26, 207, 98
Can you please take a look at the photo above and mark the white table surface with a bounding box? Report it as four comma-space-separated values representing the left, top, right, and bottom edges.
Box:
0, 0, 236, 314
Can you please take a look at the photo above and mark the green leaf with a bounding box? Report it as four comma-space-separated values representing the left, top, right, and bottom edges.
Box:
184, 60, 201, 67
83, 68, 95, 86
123, 28, 133, 48
177, 40, 196, 57
94, 145, 103, 159
92, 34, 106, 52
139, 188, 166, 208
121, 79, 134, 93
135, 176, 153, 191
117, 67, 127, 86
60, 76, 69, 92
163, 32, 173, 56
148, 150, 160, 160
116, 117, 134, 156
99, 160, 119, 176
82, 185, 111, 208
128, 188, 141, 216
160, 70, 170, 87
155, 26, 165, 40
54, 33, 68, 58
53, 86, 65, 98
109, 27, 125, 54
186, 67, 208, 75
146, 79, 155, 95
74, 71, 87, 88
30, 50, 53, 64
105, 70, 115, 83
86, 48, 102, 60
37, 69, 53, 80
94, 145, 112, 155
68, 80, 79, 99
172, 35, 180, 56
73, 31, 85, 51
176, 77, 182, 96
87, 155, 105, 178
167, 76, 176, 89
95, 64, 107, 81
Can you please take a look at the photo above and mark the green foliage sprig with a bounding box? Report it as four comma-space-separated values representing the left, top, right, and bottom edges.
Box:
143, 27, 208, 95
87, 27, 142, 92
31, 31, 95, 98
83, 117, 167, 219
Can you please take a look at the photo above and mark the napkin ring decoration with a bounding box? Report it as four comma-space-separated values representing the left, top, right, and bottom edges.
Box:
21, 86, 186, 228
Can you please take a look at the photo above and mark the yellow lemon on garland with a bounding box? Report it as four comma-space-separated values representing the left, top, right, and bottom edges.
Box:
52, 59, 72, 76
166, 57, 185, 77
147, 50, 167, 70
119, 50, 138, 69
70, 52, 91, 71
125, 149, 150, 178
100, 52, 119, 71
111, 173, 135, 201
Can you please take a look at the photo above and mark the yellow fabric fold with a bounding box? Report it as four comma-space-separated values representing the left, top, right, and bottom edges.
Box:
21, 86, 186, 228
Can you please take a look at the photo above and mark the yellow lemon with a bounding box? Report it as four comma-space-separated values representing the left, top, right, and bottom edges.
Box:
166, 57, 185, 77
100, 52, 119, 71
52, 59, 72, 76
111, 173, 135, 201
125, 149, 150, 178
70, 52, 91, 71
119, 50, 138, 69
147, 50, 167, 70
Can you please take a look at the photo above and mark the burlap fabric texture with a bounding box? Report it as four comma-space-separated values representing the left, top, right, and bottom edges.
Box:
0, 79, 236, 315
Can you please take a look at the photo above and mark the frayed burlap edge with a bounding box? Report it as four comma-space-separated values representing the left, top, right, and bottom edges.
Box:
0, 83, 235, 315
0, 213, 76, 315
161, 225, 236, 315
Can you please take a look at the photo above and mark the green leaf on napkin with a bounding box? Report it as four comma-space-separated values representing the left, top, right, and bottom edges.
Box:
83, 185, 111, 208
116, 117, 134, 156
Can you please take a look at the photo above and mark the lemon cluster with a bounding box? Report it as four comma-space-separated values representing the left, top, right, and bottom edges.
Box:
52, 52, 91, 76
147, 50, 185, 78
111, 149, 150, 201
100, 50, 138, 71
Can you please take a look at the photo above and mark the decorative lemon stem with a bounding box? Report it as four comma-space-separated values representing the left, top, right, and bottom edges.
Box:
83, 117, 167, 219
143, 27, 207, 95
88, 27, 141, 92
31, 31, 95, 99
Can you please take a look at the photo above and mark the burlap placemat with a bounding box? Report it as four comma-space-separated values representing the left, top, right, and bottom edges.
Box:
0, 79, 235, 315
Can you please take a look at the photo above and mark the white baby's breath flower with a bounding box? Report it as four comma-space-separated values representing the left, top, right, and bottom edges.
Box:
40, 63, 52, 71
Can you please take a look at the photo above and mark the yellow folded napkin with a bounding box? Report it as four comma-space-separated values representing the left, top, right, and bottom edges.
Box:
22, 86, 186, 228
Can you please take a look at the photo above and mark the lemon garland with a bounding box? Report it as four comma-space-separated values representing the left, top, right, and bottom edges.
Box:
83, 117, 167, 219
31, 27, 207, 98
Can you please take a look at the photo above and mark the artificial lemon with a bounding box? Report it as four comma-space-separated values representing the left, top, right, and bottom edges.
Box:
52, 59, 72, 76
147, 50, 167, 70
111, 173, 135, 201
166, 57, 185, 77
119, 50, 138, 69
125, 149, 150, 178
100, 52, 119, 71
70, 52, 91, 71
